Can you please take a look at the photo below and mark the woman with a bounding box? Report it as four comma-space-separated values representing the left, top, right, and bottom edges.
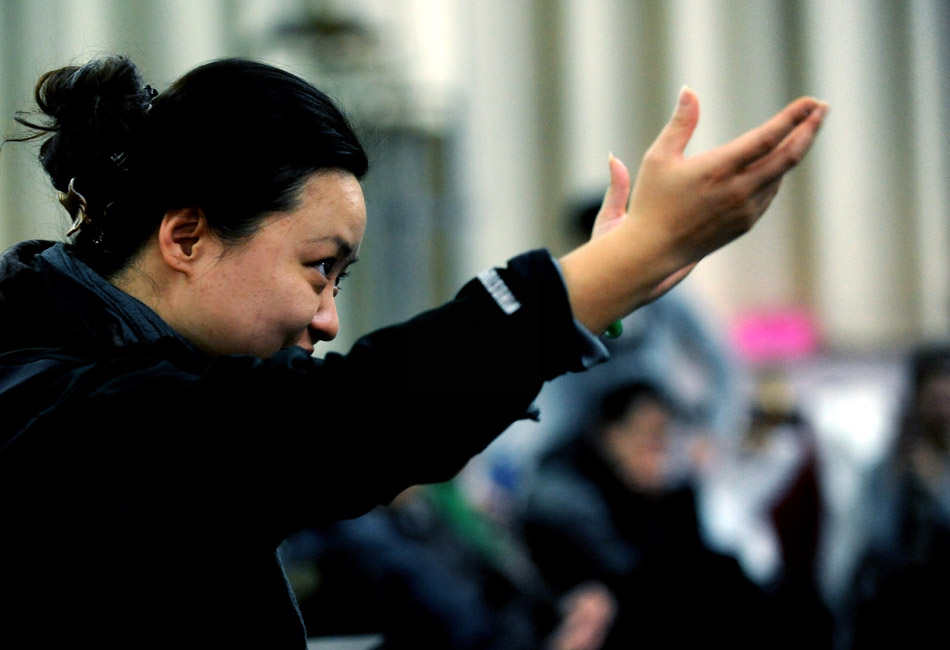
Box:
521, 380, 773, 649
0, 55, 825, 648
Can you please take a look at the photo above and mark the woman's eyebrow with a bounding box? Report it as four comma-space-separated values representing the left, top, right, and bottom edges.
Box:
306, 235, 358, 262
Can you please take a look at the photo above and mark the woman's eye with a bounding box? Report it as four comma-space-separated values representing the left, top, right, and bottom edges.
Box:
310, 260, 349, 291
310, 260, 333, 277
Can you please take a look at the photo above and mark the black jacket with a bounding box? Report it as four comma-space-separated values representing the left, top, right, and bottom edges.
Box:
0, 240, 599, 649
522, 434, 707, 595
521, 434, 771, 649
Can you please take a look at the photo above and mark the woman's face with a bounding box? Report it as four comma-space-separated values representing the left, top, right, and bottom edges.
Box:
183, 170, 366, 357
604, 398, 671, 492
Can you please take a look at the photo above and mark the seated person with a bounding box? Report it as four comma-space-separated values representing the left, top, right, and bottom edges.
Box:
521, 380, 773, 649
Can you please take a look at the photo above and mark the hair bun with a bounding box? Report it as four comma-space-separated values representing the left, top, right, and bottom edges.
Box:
17, 56, 153, 197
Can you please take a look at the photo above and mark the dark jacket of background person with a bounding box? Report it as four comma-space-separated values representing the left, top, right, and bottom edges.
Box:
0, 240, 595, 649
848, 345, 950, 649
280, 482, 559, 650
520, 382, 772, 649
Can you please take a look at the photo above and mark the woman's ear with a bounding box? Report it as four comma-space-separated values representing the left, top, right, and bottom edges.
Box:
157, 207, 212, 275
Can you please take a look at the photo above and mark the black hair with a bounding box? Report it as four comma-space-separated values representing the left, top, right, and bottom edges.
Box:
595, 380, 671, 430
909, 344, 950, 395
890, 343, 950, 461
12, 55, 368, 277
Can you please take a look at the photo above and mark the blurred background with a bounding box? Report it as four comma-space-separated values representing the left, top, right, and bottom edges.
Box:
1, 1, 949, 648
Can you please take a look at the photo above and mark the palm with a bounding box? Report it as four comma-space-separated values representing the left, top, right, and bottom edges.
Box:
590, 155, 697, 303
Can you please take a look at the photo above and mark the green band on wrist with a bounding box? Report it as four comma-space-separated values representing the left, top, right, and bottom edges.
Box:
605, 320, 623, 339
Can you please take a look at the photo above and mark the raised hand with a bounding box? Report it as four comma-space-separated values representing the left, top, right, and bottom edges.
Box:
560, 87, 827, 334
628, 86, 826, 267
589, 154, 698, 304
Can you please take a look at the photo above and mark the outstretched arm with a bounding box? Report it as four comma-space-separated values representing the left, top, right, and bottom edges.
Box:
560, 87, 828, 334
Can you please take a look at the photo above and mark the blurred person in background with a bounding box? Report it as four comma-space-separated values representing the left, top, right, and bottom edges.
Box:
0, 51, 825, 648
848, 344, 950, 649
280, 480, 590, 650
698, 371, 833, 648
519, 380, 773, 649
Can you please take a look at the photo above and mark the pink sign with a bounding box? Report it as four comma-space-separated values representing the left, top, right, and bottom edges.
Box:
731, 308, 821, 362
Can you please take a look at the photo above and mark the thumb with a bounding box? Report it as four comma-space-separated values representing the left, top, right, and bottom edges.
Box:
601, 154, 630, 216
651, 85, 700, 159
590, 154, 631, 239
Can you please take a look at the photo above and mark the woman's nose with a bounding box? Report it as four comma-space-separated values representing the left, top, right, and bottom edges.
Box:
309, 287, 340, 342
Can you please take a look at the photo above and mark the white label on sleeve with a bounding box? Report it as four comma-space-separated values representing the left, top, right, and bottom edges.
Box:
477, 268, 521, 315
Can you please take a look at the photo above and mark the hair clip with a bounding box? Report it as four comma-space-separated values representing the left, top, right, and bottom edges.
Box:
59, 178, 91, 237
143, 84, 158, 114
110, 151, 130, 173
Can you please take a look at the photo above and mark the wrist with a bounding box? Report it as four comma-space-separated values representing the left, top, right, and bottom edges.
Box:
558, 222, 671, 334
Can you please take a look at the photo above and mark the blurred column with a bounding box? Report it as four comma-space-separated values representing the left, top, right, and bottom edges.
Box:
801, 0, 918, 349
0, 0, 23, 248
908, 0, 950, 340
451, 0, 543, 282
558, 0, 637, 198
111, 0, 232, 84
663, 0, 805, 322
1, 0, 114, 247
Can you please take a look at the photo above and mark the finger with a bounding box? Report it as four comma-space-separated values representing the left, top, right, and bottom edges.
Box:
722, 97, 826, 172
647, 85, 700, 159
590, 155, 631, 239
600, 154, 631, 217
743, 102, 828, 187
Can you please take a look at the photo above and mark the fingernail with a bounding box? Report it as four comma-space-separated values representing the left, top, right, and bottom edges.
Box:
674, 85, 692, 114
807, 102, 828, 121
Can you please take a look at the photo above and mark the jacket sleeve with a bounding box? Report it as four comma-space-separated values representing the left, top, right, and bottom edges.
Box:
11, 250, 604, 532
244, 250, 605, 525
